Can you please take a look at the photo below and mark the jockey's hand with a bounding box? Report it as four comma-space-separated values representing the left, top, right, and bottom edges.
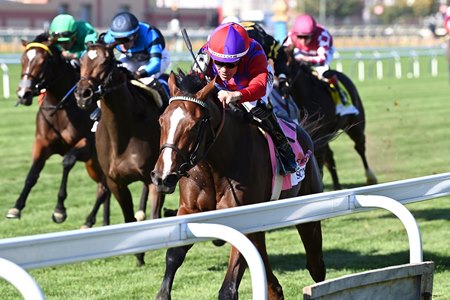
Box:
62, 51, 77, 60
218, 90, 242, 105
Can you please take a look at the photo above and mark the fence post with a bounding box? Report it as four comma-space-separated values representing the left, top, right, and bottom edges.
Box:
186, 223, 268, 300
1, 63, 10, 99
354, 195, 423, 263
356, 52, 364, 81
0, 258, 45, 300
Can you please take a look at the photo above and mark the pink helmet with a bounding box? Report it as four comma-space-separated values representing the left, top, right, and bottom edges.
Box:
208, 23, 250, 63
292, 14, 317, 36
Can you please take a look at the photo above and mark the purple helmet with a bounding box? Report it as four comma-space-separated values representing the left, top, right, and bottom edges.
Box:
207, 23, 250, 63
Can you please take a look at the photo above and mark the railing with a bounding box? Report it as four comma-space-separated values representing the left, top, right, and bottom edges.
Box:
0, 172, 449, 299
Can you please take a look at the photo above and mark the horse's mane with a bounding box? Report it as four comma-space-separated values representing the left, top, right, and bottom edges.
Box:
32, 32, 50, 43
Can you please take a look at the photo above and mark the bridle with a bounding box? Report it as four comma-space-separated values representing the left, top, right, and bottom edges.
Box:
159, 95, 225, 177
18, 43, 53, 97
77, 47, 126, 103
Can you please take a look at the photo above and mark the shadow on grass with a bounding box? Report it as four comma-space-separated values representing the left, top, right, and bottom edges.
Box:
323, 181, 372, 192
269, 249, 449, 273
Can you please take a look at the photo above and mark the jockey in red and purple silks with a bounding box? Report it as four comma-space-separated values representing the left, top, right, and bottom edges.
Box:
198, 23, 270, 106
194, 22, 298, 175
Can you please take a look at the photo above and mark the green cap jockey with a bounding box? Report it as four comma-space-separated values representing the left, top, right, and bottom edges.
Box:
49, 14, 97, 59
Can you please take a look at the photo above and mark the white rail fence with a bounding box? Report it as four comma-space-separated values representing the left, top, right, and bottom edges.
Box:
1, 45, 448, 99
0, 172, 450, 299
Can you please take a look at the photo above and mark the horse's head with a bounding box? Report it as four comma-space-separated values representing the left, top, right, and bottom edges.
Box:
74, 40, 121, 110
16, 34, 61, 105
151, 71, 218, 194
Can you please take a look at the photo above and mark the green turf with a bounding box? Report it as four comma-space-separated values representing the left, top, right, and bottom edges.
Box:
0, 59, 449, 299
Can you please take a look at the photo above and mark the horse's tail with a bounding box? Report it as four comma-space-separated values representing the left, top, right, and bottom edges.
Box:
299, 111, 343, 151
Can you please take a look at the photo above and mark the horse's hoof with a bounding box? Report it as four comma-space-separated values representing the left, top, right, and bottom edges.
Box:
134, 210, 146, 221
156, 290, 171, 300
80, 224, 91, 229
366, 169, 378, 185
52, 211, 67, 223
212, 239, 226, 247
6, 208, 21, 219
135, 253, 145, 267
163, 208, 178, 217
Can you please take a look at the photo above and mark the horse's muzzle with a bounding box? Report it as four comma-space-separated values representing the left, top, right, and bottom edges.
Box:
74, 87, 94, 109
150, 170, 179, 194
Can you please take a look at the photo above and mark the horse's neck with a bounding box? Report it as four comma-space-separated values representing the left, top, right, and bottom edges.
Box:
44, 62, 77, 103
100, 80, 158, 144
207, 109, 262, 171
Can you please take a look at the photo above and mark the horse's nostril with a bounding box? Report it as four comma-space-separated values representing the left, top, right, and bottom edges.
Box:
164, 174, 179, 188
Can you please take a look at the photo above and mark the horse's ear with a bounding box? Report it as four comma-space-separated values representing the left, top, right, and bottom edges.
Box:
48, 35, 58, 46
168, 71, 180, 96
21, 39, 28, 47
195, 77, 216, 101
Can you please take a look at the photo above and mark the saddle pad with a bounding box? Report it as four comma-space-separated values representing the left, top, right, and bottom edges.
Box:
265, 119, 311, 200
130, 79, 163, 108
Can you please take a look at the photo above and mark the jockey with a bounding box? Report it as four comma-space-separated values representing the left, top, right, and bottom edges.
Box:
49, 14, 97, 68
198, 22, 298, 175
445, 7, 450, 35
103, 12, 170, 87
90, 12, 170, 124
284, 14, 358, 116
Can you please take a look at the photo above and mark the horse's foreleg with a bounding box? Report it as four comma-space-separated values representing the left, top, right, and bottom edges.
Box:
149, 184, 166, 220
81, 182, 111, 228
296, 221, 325, 283
52, 151, 78, 223
135, 183, 149, 221
219, 232, 283, 300
108, 181, 145, 266
6, 142, 49, 219
156, 245, 193, 300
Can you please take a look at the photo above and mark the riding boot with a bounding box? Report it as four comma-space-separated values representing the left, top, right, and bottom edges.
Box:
327, 75, 359, 116
250, 104, 298, 175
90, 107, 101, 121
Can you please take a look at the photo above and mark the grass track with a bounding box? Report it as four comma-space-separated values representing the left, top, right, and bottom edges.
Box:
0, 60, 449, 299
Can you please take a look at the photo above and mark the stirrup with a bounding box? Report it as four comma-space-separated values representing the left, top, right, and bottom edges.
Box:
90, 107, 101, 121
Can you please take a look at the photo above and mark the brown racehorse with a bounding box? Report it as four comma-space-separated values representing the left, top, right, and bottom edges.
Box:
150, 71, 325, 299
286, 57, 377, 190
74, 40, 166, 266
6, 33, 111, 228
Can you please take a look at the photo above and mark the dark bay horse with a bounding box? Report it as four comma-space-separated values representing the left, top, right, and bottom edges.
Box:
150, 72, 325, 299
74, 41, 166, 266
6, 34, 111, 228
287, 59, 377, 190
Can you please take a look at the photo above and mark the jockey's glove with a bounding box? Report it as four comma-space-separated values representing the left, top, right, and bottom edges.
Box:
218, 90, 242, 105
134, 69, 147, 79
278, 73, 289, 97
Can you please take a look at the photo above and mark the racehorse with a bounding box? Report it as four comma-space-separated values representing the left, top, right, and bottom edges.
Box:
6, 33, 111, 228
74, 40, 166, 266
286, 58, 377, 190
150, 71, 325, 299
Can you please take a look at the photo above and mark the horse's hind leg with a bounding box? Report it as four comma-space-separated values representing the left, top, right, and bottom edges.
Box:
156, 245, 193, 300
323, 144, 342, 190
346, 125, 377, 185
6, 142, 49, 219
52, 151, 78, 223
219, 232, 283, 300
